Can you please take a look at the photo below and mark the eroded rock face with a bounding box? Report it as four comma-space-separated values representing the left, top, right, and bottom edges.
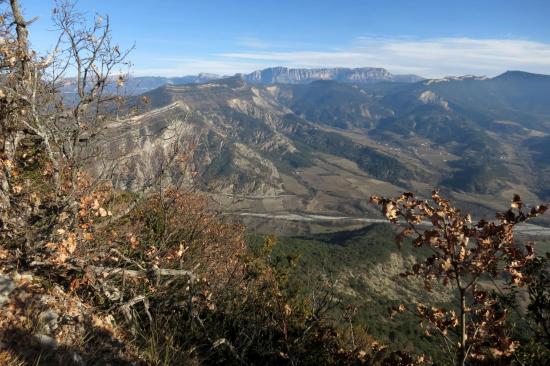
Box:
93, 81, 292, 196
418, 90, 450, 110
242, 66, 420, 84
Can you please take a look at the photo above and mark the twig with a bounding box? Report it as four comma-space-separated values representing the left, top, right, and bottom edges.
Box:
109, 248, 145, 270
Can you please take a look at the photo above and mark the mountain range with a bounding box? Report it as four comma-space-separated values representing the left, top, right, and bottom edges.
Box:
239, 66, 423, 84
61, 67, 424, 96
95, 69, 550, 224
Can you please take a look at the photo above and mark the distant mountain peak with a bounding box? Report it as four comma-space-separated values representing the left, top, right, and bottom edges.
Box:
499, 70, 535, 76
242, 66, 424, 84
213, 74, 247, 88
494, 70, 549, 80
197, 72, 222, 79
423, 75, 488, 85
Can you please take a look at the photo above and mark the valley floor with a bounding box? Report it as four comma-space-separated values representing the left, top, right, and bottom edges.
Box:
239, 211, 550, 237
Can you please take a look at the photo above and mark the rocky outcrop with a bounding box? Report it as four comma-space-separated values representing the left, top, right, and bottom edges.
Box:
418, 90, 450, 110
242, 66, 423, 84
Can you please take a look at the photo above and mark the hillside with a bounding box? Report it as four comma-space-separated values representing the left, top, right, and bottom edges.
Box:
94, 71, 550, 225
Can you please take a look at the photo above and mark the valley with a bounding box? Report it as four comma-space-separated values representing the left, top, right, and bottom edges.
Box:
94, 68, 550, 230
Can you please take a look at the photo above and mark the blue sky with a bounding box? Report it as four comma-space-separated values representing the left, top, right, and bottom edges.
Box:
17, 0, 550, 77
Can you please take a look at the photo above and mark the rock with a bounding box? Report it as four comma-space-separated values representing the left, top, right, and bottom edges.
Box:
69, 351, 85, 366
38, 310, 59, 334
0, 274, 15, 305
33, 333, 58, 349
12, 272, 33, 282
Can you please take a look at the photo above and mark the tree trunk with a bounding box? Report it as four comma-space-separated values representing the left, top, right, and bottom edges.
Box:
459, 289, 467, 366
1, 0, 30, 224
0, 134, 21, 213
0, 157, 12, 216
10, 0, 30, 79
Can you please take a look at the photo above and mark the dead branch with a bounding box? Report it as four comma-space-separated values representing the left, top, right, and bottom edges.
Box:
89, 265, 197, 281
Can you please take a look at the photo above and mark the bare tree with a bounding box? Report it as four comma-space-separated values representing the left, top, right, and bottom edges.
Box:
0, 0, 132, 256
374, 191, 548, 365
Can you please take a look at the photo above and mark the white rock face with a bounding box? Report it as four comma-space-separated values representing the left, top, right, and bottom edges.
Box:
418, 90, 450, 110
243, 67, 419, 84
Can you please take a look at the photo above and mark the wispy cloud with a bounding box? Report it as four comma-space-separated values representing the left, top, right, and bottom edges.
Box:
132, 37, 550, 77
236, 36, 271, 49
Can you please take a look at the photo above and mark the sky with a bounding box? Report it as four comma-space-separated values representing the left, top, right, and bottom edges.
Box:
15, 0, 550, 78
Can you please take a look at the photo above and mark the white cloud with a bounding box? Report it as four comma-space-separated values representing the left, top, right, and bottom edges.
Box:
236, 37, 271, 49
132, 37, 550, 78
